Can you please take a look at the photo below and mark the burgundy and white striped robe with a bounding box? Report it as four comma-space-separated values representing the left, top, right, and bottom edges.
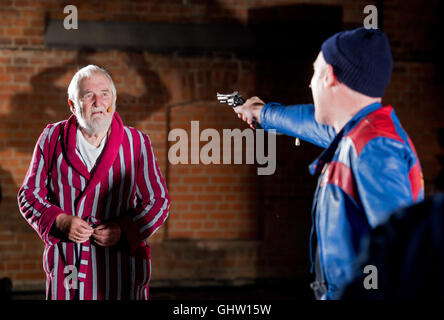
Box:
18, 112, 170, 300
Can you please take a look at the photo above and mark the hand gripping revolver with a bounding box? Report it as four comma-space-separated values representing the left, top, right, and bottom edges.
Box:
216, 91, 261, 129
217, 91, 300, 146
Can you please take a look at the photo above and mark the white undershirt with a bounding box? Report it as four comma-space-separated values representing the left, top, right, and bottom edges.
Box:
75, 128, 108, 172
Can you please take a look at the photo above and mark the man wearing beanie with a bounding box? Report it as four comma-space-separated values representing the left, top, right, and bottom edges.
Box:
233, 27, 424, 300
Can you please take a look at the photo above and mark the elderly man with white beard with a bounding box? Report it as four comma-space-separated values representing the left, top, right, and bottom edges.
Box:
18, 65, 170, 300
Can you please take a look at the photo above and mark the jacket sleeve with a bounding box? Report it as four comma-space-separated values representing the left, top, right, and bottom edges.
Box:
355, 137, 418, 228
17, 125, 64, 246
260, 102, 337, 148
118, 132, 171, 254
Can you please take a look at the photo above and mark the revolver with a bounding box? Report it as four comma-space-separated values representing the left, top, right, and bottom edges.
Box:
216, 91, 261, 129
217, 91, 300, 146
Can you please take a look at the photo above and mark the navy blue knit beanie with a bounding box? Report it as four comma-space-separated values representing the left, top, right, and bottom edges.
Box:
321, 27, 393, 97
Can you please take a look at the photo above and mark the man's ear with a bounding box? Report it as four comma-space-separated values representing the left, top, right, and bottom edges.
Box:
68, 99, 75, 113
323, 64, 338, 88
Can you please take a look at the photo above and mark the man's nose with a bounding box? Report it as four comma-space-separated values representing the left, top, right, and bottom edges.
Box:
309, 77, 314, 90
93, 94, 106, 108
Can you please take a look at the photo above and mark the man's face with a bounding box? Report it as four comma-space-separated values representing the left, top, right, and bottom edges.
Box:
310, 52, 330, 124
74, 73, 115, 134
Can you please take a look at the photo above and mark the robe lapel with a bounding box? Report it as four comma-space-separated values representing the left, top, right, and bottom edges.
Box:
64, 112, 124, 197
85, 112, 124, 196
64, 114, 91, 180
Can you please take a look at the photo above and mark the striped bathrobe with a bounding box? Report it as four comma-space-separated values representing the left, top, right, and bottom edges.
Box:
18, 112, 170, 300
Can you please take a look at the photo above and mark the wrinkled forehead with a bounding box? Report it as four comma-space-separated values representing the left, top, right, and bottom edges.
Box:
79, 72, 112, 92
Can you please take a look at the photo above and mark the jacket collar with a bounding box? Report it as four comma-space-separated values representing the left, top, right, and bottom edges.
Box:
64, 112, 124, 185
309, 102, 382, 176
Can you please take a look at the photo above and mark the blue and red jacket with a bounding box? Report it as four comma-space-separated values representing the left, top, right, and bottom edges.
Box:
260, 102, 424, 299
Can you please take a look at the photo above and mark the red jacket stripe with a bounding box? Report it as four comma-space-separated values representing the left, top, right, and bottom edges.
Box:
346, 106, 403, 156
323, 161, 357, 203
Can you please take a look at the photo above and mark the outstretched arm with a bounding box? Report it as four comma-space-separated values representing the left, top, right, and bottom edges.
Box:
233, 97, 336, 148
261, 102, 336, 148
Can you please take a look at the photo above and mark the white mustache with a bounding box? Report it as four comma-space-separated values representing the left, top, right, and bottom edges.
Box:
90, 108, 106, 114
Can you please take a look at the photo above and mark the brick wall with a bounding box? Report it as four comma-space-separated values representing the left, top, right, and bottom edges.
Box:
0, 0, 443, 294
382, 0, 444, 193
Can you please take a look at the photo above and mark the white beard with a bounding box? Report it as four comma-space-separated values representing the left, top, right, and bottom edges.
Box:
76, 108, 113, 135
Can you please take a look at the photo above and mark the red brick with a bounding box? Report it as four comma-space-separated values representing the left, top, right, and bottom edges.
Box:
6, 27, 21, 36
212, 213, 235, 220
189, 222, 202, 229
204, 221, 215, 228
172, 194, 196, 201
197, 194, 222, 202
0, 74, 11, 82
169, 231, 194, 238
173, 222, 188, 230
182, 176, 209, 184
6, 262, 21, 271
195, 231, 223, 238
15, 272, 44, 281
211, 176, 237, 183
181, 213, 207, 220
0, 234, 14, 242
190, 185, 203, 192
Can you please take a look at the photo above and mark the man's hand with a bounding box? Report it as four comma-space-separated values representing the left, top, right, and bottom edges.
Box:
92, 222, 122, 247
233, 96, 266, 129
55, 214, 94, 244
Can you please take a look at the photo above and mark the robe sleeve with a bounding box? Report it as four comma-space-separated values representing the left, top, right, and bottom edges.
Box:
17, 125, 64, 246
117, 131, 171, 254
